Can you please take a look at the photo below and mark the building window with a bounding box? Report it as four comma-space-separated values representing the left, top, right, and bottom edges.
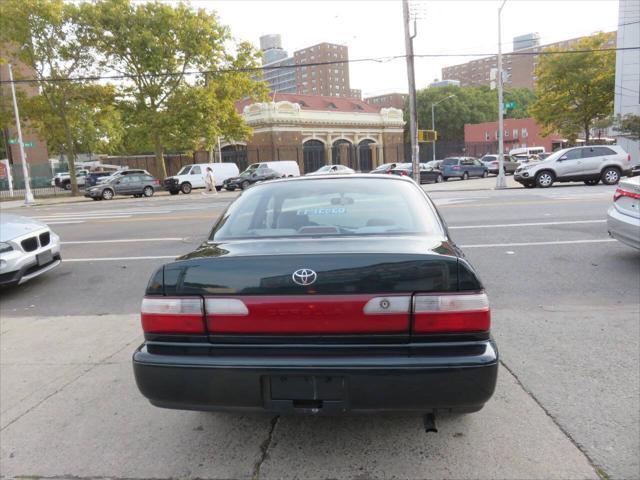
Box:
504, 128, 509, 138
522, 128, 528, 138
484, 131, 490, 141
513, 129, 518, 139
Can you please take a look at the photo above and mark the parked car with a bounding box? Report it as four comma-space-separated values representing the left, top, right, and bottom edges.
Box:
133, 175, 498, 414
223, 167, 281, 191
164, 163, 239, 195
0, 214, 61, 287
440, 157, 488, 181
245, 161, 300, 178
306, 165, 355, 176
389, 162, 443, 184
370, 163, 400, 174
85, 173, 160, 200
607, 176, 640, 250
509, 146, 546, 158
514, 145, 632, 188
85, 171, 114, 187
480, 154, 520, 175
53, 169, 88, 190
97, 169, 151, 185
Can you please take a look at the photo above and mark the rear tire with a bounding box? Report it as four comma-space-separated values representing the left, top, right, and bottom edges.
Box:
436, 174, 443, 183
64, 182, 72, 191
535, 171, 554, 188
180, 182, 192, 194
442, 177, 448, 182
584, 179, 600, 186
482, 170, 488, 178
143, 186, 154, 197
241, 180, 250, 190
601, 167, 620, 185
101, 188, 114, 200
226, 186, 236, 192
462, 172, 469, 180
169, 190, 179, 195
216, 186, 222, 192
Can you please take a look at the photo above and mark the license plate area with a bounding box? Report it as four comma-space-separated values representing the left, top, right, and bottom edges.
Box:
263, 375, 348, 413
37, 250, 53, 266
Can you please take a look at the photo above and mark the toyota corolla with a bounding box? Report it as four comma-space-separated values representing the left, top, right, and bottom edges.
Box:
133, 175, 498, 415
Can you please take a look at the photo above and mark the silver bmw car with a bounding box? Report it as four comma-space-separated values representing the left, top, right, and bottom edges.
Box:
0, 214, 62, 287
607, 176, 640, 250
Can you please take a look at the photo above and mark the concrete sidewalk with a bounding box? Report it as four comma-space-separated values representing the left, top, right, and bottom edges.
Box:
423, 175, 523, 193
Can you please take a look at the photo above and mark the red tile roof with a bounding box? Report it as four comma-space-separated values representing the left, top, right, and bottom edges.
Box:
236, 93, 380, 114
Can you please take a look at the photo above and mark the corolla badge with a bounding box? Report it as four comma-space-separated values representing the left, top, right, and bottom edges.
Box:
292, 268, 318, 286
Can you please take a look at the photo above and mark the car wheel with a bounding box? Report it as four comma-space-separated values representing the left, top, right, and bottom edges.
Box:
180, 182, 192, 194
584, 179, 600, 186
462, 172, 469, 180
143, 186, 154, 197
535, 171, 554, 188
241, 180, 250, 190
601, 167, 620, 185
101, 188, 114, 200
216, 186, 222, 192
226, 186, 236, 191
64, 182, 72, 191
169, 190, 179, 195
436, 174, 443, 183
482, 170, 488, 178
442, 177, 448, 182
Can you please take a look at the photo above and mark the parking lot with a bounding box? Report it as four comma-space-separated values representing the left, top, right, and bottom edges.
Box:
1, 179, 638, 480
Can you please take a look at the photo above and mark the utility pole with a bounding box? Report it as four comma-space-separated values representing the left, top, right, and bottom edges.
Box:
402, 0, 420, 183
8, 64, 34, 205
495, 0, 508, 189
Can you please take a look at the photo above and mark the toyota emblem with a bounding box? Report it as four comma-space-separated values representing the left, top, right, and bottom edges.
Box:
292, 268, 318, 286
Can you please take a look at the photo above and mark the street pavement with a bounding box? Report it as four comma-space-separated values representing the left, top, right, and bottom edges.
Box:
1, 179, 638, 480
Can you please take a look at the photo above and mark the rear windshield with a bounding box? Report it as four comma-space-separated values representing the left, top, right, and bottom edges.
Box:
442, 158, 459, 165
211, 178, 443, 240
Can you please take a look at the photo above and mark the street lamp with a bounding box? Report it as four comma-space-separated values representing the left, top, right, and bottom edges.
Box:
496, 0, 508, 189
431, 94, 455, 162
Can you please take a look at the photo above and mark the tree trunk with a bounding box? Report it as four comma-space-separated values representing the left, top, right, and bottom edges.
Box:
584, 122, 591, 146
154, 129, 167, 179
62, 118, 79, 196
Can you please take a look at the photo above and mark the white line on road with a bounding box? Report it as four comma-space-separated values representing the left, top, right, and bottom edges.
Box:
62, 238, 184, 244
64, 255, 177, 262
46, 221, 85, 225
460, 239, 616, 248
449, 219, 607, 229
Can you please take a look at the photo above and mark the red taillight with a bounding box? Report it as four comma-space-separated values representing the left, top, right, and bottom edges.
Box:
613, 187, 640, 202
154, 179, 160, 185
400, 171, 408, 176
627, 154, 631, 162
141, 297, 205, 334
491, 161, 498, 166
412, 293, 490, 333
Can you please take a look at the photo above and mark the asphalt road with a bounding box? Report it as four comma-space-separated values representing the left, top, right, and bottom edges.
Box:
1, 180, 638, 480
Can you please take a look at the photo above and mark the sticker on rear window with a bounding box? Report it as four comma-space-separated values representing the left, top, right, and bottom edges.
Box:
296, 207, 346, 216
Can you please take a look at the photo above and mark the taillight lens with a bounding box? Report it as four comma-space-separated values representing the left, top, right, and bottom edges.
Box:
491, 161, 498, 166
412, 293, 490, 333
613, 188, 640, 202
141, 297, 205, 334
154, 179, 160, 185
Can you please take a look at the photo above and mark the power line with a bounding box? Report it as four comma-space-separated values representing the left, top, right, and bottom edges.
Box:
1, 46, 638, 85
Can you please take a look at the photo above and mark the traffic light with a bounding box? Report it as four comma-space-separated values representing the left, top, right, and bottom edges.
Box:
418, 130, 437, 142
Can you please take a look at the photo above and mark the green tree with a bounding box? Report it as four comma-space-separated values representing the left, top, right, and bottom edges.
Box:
0, 0, 104, 195
89, 0, 267, 178
413, 86, 536, 141
613, 114, 640, 141
530, 32, 615, 144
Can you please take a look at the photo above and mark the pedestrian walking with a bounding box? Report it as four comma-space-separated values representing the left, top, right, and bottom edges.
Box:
203, 167, 217, 195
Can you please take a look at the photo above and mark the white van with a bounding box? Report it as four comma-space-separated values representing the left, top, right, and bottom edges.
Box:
509, 147, 546, 157
164, 163, 240, 194
245, 161, 300, 177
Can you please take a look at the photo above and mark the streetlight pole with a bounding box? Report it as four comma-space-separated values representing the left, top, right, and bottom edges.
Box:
431, 94, 455, 162
496, 0, 507, 189
402, 0, 420, 183
7, 63, 34, 205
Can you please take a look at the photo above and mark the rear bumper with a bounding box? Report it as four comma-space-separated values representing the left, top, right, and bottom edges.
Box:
133, 340, 499, 414
607, 205, 640, 250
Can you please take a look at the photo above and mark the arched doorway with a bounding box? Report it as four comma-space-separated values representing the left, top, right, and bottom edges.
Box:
221, 145, 247, 171
357, 139, 376, 172
302, 140, 325, 173
332, 139, 355, 168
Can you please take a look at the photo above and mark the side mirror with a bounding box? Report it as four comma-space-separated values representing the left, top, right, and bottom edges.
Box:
559, 156, 567, 161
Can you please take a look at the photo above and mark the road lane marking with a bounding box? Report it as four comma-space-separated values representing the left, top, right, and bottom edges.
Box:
449, 220, 607, 229
62, 238, 184, 244
438, 197, 612, 209
460, 239, 616, 248
64, 255, 177, 262
46, 221, 85, 225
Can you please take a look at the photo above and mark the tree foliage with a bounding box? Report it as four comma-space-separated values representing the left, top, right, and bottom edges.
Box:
88, 0, 267, 177
530, 32, 615, 144
613, 114, 640, 141
413, 85, 536, 141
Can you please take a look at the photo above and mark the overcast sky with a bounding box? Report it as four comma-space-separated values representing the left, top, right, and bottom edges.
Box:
192, 0, 619, 97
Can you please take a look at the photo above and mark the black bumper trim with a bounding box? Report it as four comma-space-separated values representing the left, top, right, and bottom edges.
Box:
133, 340, 499, 414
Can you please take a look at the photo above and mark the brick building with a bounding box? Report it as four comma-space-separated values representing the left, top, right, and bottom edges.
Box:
223, 93, 405, 173
294, 43, 352, 97
364, 93, 408, 110
464, 118, 565, 154
442, 31, 616, 90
